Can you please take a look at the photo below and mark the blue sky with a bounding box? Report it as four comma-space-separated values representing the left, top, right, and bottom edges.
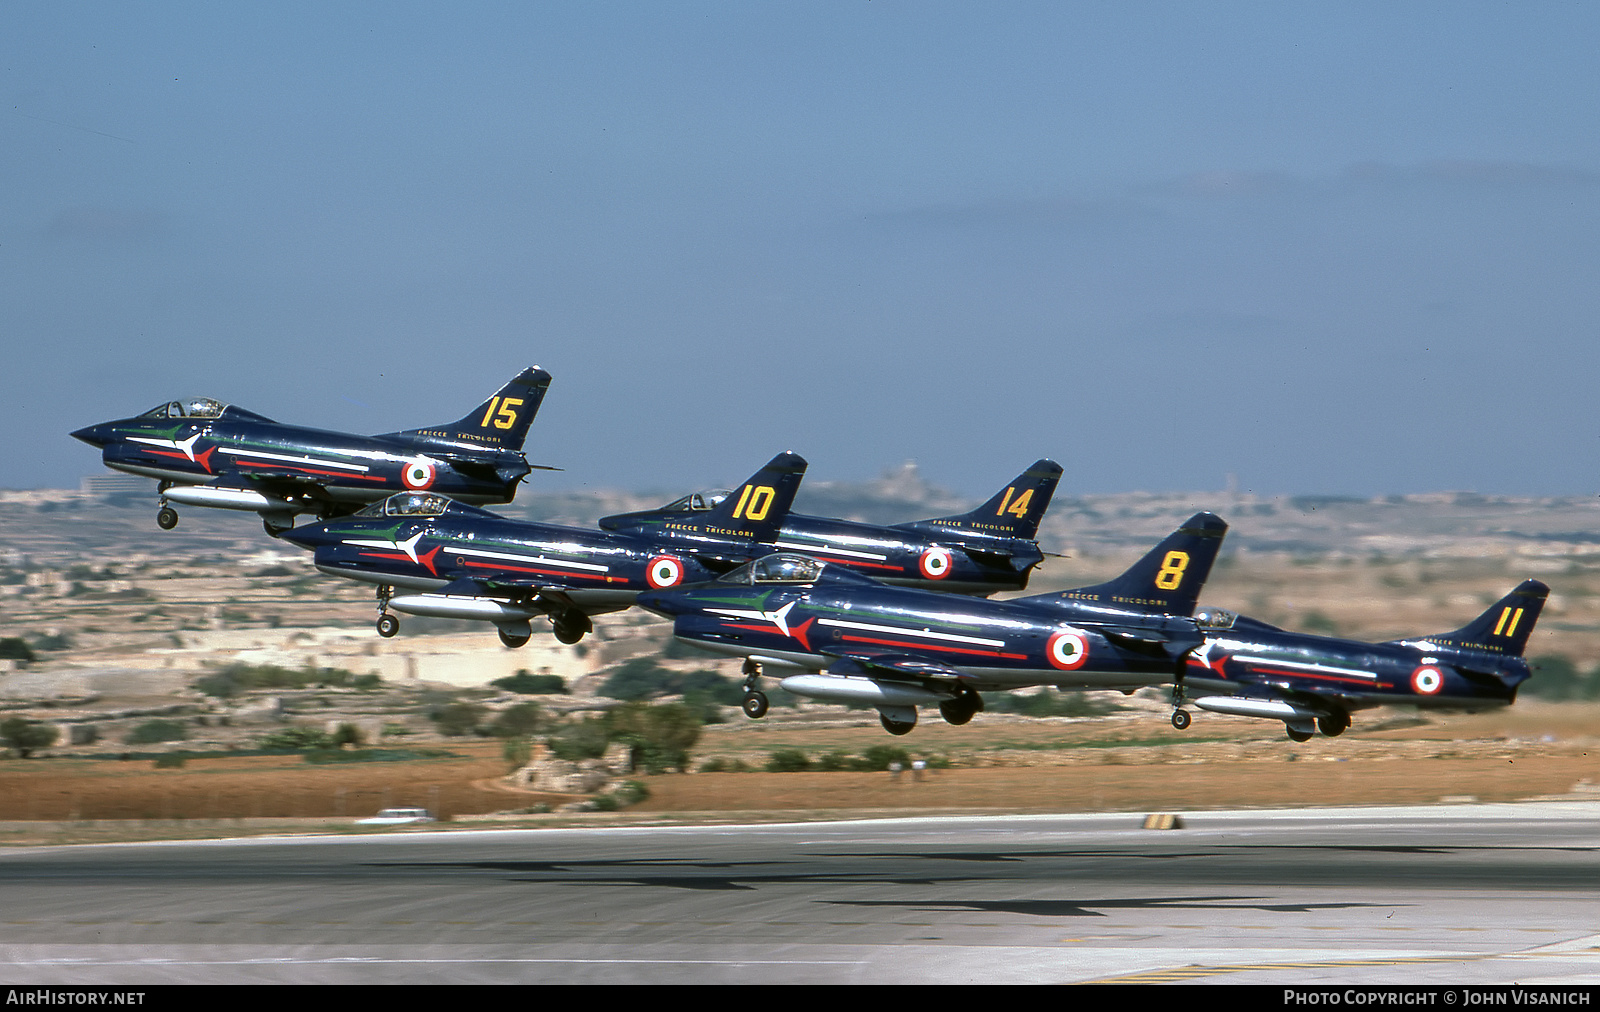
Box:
7, 3, 1600, 497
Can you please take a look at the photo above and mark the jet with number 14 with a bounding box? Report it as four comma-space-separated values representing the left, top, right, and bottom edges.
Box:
601, 458, 1064, 595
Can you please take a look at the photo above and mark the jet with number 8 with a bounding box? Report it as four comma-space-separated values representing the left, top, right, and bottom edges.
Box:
600, 458, 1064, 595
636, 512, 1228, 734
71, 368, 552, 536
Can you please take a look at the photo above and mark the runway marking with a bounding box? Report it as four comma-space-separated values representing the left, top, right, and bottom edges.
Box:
6, 957, 870, 967
1084, 955, 1473, 984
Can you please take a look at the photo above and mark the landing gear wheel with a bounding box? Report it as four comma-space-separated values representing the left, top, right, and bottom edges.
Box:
1286, 726, 1314, 743
880, 714, 916, 736
741, 692, 769, 719
263, 519, 288, 538
156, 507, 178, 530
1171, 709, 1192, 730
1317, 713, 1349, 737
376, 614, 400, 638
498, 628, 531, 649
552, 621, 585, 645
939, 690, 982, 726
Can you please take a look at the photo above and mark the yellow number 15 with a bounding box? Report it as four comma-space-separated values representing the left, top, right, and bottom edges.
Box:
479, 396, 524, 430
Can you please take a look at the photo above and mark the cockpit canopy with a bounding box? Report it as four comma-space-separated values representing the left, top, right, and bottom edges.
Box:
1194, 607, 1238, 630
356, 492, 454, 518
139, 398, 228, 420
659, 490, 731, 512
719, 552, 826, 586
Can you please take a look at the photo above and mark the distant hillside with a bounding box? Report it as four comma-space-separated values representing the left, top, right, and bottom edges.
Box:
5, 469, 1597, 566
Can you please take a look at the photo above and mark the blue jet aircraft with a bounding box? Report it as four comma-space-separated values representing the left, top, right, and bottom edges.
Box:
279, 452, 808, 647
72, 367, 552, 536
600, 458, 1063, 595
636, 513, 1228, 734
1173, 579, 1547, 740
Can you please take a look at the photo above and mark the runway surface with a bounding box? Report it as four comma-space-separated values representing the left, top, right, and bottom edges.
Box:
1, 803, 1597, 984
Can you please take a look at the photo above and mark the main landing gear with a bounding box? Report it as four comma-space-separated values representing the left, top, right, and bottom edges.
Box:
374, 585, 399, 638
498, 627, 531, 649
739, 658, 769, 720
879, 714, 916, 736
156, 505, 179, 530
938, 687, 984, 726
550, 612, 591, 645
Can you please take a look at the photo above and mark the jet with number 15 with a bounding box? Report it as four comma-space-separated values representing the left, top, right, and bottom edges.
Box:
71, 368, 552, 536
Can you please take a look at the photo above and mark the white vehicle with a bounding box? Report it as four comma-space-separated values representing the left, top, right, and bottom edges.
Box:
356, 807, 434, 826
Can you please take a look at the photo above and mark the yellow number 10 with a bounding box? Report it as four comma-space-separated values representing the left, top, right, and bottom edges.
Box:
732, 484, 776, 522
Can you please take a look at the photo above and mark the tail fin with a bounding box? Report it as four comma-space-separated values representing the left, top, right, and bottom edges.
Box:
1033, 512, 1228, 615
911, 459, 1063, 540
396, 367, 553, 451
680, 452, 808, 542
1423, 580, 1549, 657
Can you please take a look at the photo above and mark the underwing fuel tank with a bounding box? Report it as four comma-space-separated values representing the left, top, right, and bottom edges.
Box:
779, 673, 945, 707
1191, 695, 1323, 721
387, 593, 542, 622
161, 486, 297, 513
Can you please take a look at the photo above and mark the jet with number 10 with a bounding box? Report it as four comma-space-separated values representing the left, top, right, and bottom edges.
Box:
279, 452, 809, 647
600, 458, 1064, 595
71, 368, 552, 536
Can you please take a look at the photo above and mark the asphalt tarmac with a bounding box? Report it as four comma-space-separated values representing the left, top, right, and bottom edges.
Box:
1, 803, 1596, 985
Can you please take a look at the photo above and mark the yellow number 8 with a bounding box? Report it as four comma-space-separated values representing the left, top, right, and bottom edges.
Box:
1154, 551, 1189, 591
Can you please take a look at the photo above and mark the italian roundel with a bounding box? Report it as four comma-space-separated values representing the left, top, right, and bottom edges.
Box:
1046, 628, 1090, 670
919, 546, 953, 580
646, 555, 685, 589
402, 458, 437, 490
1410, 665, 1445, 695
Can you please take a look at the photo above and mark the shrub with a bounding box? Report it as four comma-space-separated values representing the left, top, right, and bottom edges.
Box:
430, 702, 487, 737
0, 718, 57, 758
489, 701, 548, 738
258, 726, 337, 751
0, 637, 36, 663
491, 670, 568, 695
125, 719, 188, 745
765, 749, 813, 772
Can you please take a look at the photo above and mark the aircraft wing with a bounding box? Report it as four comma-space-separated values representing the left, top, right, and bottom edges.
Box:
820, 645, 966, 684
228, 470, 336, 498
1097, 624, 1204, 661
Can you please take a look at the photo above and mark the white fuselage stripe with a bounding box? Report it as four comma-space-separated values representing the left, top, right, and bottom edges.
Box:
816, 618, 1006, 648
772, 541, 889, 561
1233, 654, 1378, 680
220, 448, 370, 472
442, 546, 609, 572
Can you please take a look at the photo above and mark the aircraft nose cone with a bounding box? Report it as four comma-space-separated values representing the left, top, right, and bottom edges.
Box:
70, 424, 109, 448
